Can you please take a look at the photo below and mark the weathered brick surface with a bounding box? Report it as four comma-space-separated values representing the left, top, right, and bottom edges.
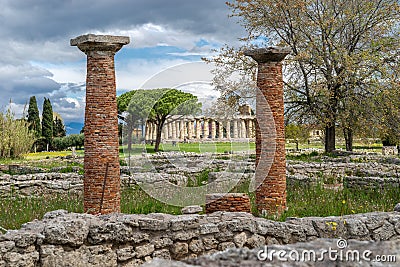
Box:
245, 48, 291, 215
205, 193, 251, 213
71, 34, 129, 214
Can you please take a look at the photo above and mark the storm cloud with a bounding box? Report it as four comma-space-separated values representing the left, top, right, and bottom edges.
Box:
0, 0, 244, 123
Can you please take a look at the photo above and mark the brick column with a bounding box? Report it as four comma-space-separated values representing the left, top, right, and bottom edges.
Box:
71, 34, 129, 214
245, 47, 290, 215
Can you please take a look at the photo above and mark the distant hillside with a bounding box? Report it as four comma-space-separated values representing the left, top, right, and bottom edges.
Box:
65, 122, 84, 135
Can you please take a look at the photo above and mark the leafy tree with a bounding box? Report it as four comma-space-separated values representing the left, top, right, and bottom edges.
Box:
117, 90, 139, 151
53, 117, 66, 138
53, 134, 84, 151
124, 89, 202, 152
285, 124, 310, 151
207, 0, 400, 152
150, 89, 202, 152
27, 96, 41, 137
41, 98, 53, 150
117, 90, 137, 115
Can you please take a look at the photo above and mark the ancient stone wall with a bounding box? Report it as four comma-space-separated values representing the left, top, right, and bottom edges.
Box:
0, 210, 399, 266
145, 239, 400, 267
0, 173, 190, 198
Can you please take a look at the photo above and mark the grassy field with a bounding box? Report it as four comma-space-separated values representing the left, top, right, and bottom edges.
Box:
0, 140, 393, 232
1, 182, 399, 231
122, 142, 255, 155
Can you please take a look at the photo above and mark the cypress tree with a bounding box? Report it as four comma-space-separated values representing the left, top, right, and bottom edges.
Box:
27, 96, 41, 137
53, 117, 66, 137
41, 98, 53, 150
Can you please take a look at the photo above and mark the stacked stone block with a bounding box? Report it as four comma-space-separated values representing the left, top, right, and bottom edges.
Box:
1, 210, 399, 266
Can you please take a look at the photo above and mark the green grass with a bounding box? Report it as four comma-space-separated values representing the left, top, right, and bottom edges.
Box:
0, 193, 83, 231
286, 151, 321, 162
122, 142, 255, 155
2, 182, 399, 231
120, 186, 181, 215
276, 183, 400, 221
0, 186, 181, 231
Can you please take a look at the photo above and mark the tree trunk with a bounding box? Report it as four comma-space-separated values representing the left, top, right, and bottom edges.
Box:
343, 127, 353, 151
324, 125, 336, 153
154, 123, 162, 152
127, 122, 133, 152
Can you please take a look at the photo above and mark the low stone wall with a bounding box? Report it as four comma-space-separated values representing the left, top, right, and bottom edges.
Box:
287, 159, 400, 180
0, 172, 190, 197
344, 176, 400, 190
2, 171, 399, 199
383, 146, 398, 156
0, 173, 83, 197
0, 210, 399, 266
146, 239, 400, 266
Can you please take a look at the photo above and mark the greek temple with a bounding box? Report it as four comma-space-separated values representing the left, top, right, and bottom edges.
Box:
144, 114, 256, 143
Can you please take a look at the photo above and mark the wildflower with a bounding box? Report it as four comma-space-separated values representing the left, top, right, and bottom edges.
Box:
342, 200, 346, 204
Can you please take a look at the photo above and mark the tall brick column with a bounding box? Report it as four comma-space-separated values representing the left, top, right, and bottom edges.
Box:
245, 47, 290, 215
71, 34, 129, 214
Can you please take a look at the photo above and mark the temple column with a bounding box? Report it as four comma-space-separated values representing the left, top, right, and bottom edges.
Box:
245, 47, 291, 215
162, 123, 168, 140
152, 123, 157, 140
218, 121, 224, 140
233, 120, 238, 139
179, 120, 184, 140
204, 119, 209, 139
241, 119, 247, 138
195, 119, 201, 140
188, 120, 193, 140
71, 34, 129, 214
145, 122, 150, 140
249, 118, 255, 138
226, 121, 231, 140
211, 120, 216, 140
167, 121, 172, 139
172, 121, 177, 139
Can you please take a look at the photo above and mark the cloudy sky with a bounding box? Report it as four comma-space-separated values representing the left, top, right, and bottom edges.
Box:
0, 0, 245, 131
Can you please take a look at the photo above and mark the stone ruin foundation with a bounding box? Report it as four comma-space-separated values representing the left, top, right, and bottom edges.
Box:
71, 34, 129, 214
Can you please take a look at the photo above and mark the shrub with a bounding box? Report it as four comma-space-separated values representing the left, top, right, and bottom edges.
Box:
0, 109, 35, 158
